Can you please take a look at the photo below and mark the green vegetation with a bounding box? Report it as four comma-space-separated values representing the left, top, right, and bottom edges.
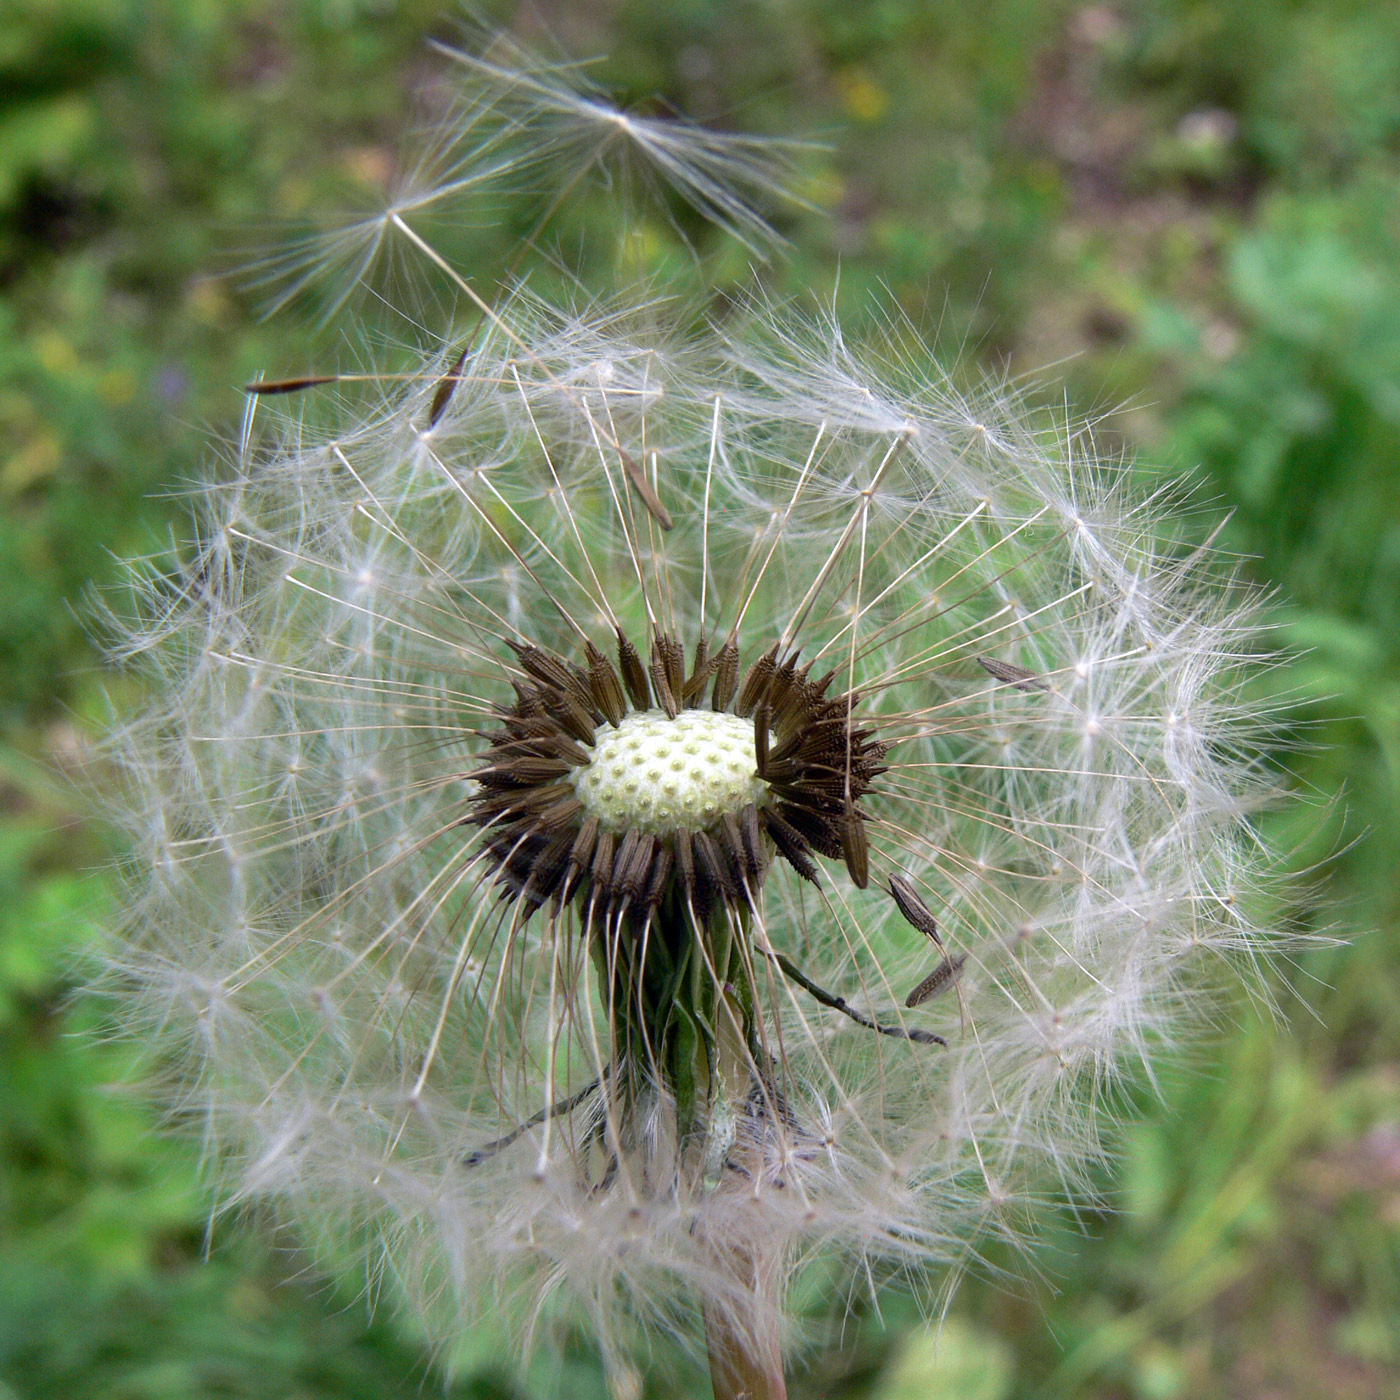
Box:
2, 2, 1397, 1396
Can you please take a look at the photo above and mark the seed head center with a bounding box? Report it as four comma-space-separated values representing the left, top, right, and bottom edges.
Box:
572, 709, 765, 836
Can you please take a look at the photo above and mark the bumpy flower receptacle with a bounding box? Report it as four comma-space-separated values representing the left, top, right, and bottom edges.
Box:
574, 709, 766, 837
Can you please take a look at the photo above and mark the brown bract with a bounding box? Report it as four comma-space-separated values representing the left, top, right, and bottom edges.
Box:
465, 625, 888, 928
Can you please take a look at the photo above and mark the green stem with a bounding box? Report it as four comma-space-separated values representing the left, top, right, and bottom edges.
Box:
591, 898, 787, 1398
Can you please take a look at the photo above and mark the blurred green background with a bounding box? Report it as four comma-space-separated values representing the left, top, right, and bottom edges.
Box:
3, 1, 1398, 1396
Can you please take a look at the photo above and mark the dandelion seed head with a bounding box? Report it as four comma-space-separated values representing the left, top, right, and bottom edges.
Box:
92, 32, 1293, 1384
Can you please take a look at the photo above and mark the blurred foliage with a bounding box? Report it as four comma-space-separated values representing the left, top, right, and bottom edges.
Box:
2, 0, 1398, 1397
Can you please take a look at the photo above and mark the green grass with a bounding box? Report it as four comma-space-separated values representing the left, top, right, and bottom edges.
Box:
2, 2, 1397, 1396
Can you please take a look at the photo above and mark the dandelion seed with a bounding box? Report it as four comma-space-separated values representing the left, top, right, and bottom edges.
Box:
95, 32, 1286, 1400
244, 29, 805, 324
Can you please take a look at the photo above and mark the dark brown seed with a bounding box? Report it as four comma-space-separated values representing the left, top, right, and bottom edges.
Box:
617, 447, 674, 531
560, 817, 599, 903
740, 804, 766, 883
889, 874, 942, 943
735, 645, 779, 718
978, 656, 1049, 692
473, 756, 574, 787
617, 630, 650, 710
757, 758, 799, 787
586, 642, 627, 726
673, 829, 696, 896
563, 661, 600, 714
511, 681, 545, 717
693, 830, 737, 900
766, 772, 846, 807
510, 642, 575, 696
777, 801, 843, 859
536, 795, 584, 831
426, 345, 469, 427
765, 654, 800, 718
591, 830, 617, 893
470, 781, 576, 825
613, 830, 643, 902
683, 635, 711, 706
769, 714, 856, 766
247, 374, 340, 395
839, 811, 869, 888
905, 954, 966, 1008
490, 713, 556, 741
477, 731, 568, 762
541, 691, 596, 748
712, 640, 739, 711
618, 832, 657, 905
719, 811, 751, 888
680, 829, 714, 922
770, 662, 814, 733
643, 842, 673, 914
772, 763, 868, 796
542, 731, 592, 767
522, 830, 576, 907
655, 630, 685, 701
648, 650, 678, 718
762, 808, 821, 884
753, 699, 770, 778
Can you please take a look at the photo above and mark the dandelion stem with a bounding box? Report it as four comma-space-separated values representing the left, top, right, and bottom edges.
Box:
704, 1256, 787, 1400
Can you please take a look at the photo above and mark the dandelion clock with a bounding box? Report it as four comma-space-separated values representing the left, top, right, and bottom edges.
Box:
95, 34, 1283, 1400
